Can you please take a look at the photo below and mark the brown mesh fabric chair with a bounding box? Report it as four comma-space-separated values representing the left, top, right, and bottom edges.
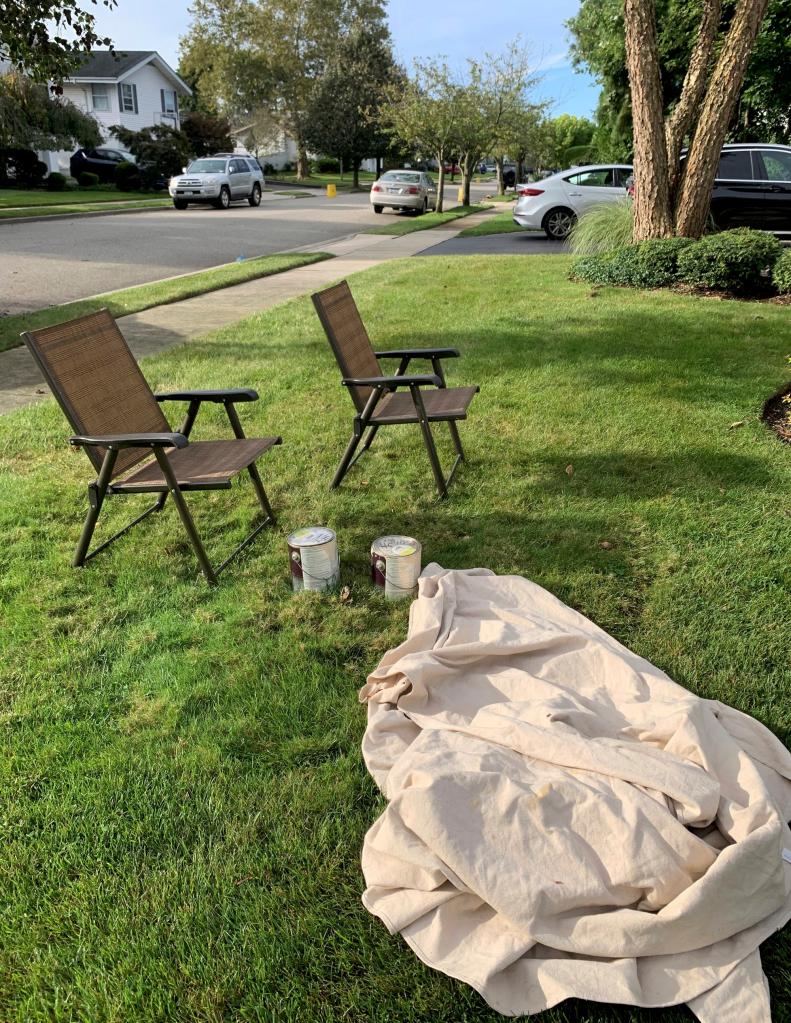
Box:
312, 280, 479, 498
22, 308, 282, 584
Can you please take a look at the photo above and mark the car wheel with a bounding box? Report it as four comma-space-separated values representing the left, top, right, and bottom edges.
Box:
214, 186, 231, 210
542, 207, 576, 240
373, 205, 383, 214
173, 200, 188, 210
420, 198, 428, 215
248, 183, 262, 207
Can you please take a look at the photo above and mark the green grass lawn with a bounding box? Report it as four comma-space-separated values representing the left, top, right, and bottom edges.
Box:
0, 252, 331, 354
0, 188, 166, 208
367, 204, 489, 236
457, 210, 526, 237
266, 171, 377, 190
1, 255, 790, 1022
0, 199, 172, 221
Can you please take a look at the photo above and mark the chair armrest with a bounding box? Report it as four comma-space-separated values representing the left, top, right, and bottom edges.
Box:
374, 348, 460, 360
342, 374, 442, 388
69, 432, 188, 450
154, 388, 259, 403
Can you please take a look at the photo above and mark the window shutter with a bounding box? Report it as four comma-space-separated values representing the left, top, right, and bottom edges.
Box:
117, 83, 123, 111
132, 84, 138, 114
160, 88, 165, 113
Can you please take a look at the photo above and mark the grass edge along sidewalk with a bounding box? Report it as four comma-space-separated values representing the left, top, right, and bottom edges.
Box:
0, 254, 789, 1022
367, 204, 490, 237
0, 199, 172, 221
0, 251, 333, 354
0, 188, 167, 209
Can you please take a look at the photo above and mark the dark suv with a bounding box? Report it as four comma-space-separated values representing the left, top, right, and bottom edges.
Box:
70, 147, 136, 183
689, 143, 791, 234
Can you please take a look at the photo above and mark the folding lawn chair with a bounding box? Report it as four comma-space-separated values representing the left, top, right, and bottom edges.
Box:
311, 281, 479, 499
22, 308, 281, 584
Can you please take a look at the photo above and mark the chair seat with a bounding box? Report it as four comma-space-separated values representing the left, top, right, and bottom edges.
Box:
112, 437, 281, 492
371, 386, 478, 425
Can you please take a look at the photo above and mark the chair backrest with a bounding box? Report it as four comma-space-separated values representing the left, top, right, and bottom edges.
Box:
22, 308, 171, 478
312, 281, 381, 413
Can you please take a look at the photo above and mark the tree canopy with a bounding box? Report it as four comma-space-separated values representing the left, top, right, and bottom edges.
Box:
0, 69, 100, 151
0, 0, 116, 83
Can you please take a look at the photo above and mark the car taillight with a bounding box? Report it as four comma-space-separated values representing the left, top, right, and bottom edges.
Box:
518, 187, 544, 197
407, 186, 418, 194
372, 184, 382, 192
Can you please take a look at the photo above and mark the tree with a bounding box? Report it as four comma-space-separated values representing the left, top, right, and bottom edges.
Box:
179, 0, 387, 179
0, 0, 116, 83
624, 0, 772, 239
302, 23, 401, 188
0, 69, 100, 174
181, 110, 233, 156
109, 123, 191, 189
379, 59, 460, 212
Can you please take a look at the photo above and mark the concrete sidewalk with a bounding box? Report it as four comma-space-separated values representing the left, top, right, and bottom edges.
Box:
0, 209, 496, 415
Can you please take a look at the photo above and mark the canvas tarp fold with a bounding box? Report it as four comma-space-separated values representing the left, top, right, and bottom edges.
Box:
359, 566, 791, 1019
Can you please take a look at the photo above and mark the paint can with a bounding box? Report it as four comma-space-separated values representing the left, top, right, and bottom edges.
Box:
371, 535, 422, 600
288, 526, 340, 592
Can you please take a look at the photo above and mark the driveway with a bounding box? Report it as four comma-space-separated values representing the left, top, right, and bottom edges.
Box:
0, 182, 493, 315
418, 231, 568, 257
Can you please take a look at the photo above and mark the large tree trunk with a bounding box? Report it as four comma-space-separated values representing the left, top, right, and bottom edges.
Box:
435, 158, 446, 213
460, 154, 477, 206
296, 141, 310, 180
665, 0, 722, 196
495, 156, 505, 195
674, 0, 771, 237
624, 0, 673, 240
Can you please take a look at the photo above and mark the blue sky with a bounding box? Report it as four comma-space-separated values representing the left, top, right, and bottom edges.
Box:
90, 0, 600, 118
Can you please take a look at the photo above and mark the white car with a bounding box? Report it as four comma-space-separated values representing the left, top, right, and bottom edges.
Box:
370, 170, 438, 215
512, 164, 633, 240
169, 154, 265, 210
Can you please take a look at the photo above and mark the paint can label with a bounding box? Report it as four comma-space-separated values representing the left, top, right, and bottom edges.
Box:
370, 535, 422, 600
287, 527, 340, 592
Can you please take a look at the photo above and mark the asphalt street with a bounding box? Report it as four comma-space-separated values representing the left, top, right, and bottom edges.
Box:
419, 231, 568, 256
0, 182, 492, 315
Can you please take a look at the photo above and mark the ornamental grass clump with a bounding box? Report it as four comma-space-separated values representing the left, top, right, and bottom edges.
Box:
676, 228, 782, 295
568, 199, 634, 255
773, 249, 791, 295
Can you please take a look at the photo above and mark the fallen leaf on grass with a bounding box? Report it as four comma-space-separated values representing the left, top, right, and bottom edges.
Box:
598, 540, 614, 550
565, 464, 574, 477
339, 585, 352, 603
729, 421, 745, 429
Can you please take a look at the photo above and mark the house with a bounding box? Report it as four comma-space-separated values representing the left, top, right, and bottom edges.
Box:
41, 50, 192, 174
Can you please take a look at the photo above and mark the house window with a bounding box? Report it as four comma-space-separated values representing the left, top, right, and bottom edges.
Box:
119, 83, 137, 114
91, 84, 109, 111
161, 89, 178, 117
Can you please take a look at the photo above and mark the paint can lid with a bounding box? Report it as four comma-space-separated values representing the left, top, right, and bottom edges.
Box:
371, 535, 421, 558
288, 526, 336, 547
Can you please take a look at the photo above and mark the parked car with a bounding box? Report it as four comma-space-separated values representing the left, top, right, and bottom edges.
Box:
168, 155, 265, 209
689, 143, 791, 234
370, 170, 438, 215
512, 163, 633, 239
70, 146, 137, 183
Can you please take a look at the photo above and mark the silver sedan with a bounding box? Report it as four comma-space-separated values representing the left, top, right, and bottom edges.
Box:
370, 170, 438, 215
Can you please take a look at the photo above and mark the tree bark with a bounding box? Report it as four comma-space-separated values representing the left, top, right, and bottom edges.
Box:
624, 0, 673, 240
352, 159, 359, 189
665, 0, 722, 196
495, 155, 505, 195
435, 157, 446, 213
674, 0, 771, 237
460, 153, 477, 206
296, 141, 310, 180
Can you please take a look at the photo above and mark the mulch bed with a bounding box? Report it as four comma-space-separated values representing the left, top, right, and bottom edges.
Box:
762, 384, 791, 444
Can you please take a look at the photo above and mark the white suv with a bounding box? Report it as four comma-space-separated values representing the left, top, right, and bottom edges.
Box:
169, 154, 265, 210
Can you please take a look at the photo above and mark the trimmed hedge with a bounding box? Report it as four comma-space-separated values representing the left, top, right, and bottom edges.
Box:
114, 161, 141, 191
46, 172, 67, 191
78, 171, 100, 187
676, 228, 781, 294
773, 249, 791, 295
570, 237, 695, 288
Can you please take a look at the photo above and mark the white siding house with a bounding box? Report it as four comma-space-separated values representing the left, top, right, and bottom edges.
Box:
42, 50, 191, 174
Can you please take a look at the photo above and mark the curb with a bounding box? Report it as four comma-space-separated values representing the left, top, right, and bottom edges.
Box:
0, 203, 171, 226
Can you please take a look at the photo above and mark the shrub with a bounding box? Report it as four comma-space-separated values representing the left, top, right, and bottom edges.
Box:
109, 123, 190, 190
0, 147, 48, 186
46, 172, 67, 191
676, 228, 782, 294
114, 160, 141, 191
569, 199, 634, 255
313, 157, 340, 173
772, 249, 791, 295
78, 171, 100, 187
570, 237, 695, 289
262, 163, 275, 175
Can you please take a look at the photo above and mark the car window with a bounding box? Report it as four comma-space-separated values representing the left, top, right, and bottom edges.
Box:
247, 159, 261, 172
759, 149, 791, 182
381, 171, 421, 184
186, 159, 227, 173
565, 169, 616, 187
612, 168, 632, 187
716, 150, 753, 179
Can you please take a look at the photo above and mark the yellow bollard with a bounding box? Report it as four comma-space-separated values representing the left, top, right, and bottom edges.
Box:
326, 183, 337, 198
457, 186, 464, 204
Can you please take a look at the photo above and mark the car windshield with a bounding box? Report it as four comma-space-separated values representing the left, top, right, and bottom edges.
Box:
186, 159, 226, 174
380, 171, 420, 184
119, 151, 136, 164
